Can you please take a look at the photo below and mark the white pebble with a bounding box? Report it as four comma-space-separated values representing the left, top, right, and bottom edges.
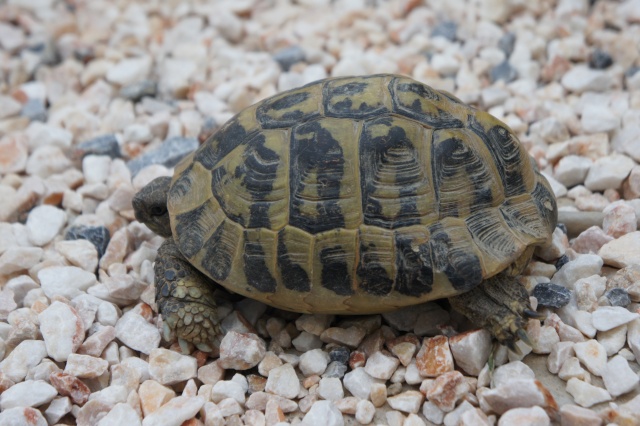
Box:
593, 306, 639, 331
265, 363, 300, 399
141, 396, 205, 426
585, 154, 636, 192
148, 348, 197, 385
26, 205, 66, 246
0, 380, 57, 410
318, 377, 344, 401
39, 301, 85, 362
561, 65, 612, 93
566, 378, 611, 407
573, 340, 607, 376
581, 104, 620, 133
387, 390, 424, 414
364, 351, 400, 380
211, 380, 245, 404
218, 331, 266, 370
554, 155, 592, 187
38, 266, 97, 300
0, 340, 47, 382
64, 353, 109, 378
449, 329, 493, 376
343, 367, 382, 400
497, 406, 550, 426
303, 400, 344, 426
115, 310, 160, 355
0, 407, 47, 426
96, 402, 141, 426
299, 349, 330, 376
355, 399, 375, 424
601, 355, 639, 397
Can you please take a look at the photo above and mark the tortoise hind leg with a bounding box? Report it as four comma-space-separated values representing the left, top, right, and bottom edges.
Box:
448, 273, 542, 351
154, 239, 223, 353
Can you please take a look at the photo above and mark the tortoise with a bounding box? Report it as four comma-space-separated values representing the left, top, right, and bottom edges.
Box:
133, 74, 557, 353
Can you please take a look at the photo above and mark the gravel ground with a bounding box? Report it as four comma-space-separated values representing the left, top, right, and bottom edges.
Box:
1, 0, 640, 425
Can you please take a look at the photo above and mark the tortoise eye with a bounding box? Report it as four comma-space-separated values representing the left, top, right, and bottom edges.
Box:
150, 206, 166, 216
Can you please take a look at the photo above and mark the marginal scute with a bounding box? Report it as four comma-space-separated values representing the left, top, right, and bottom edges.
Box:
465, 208, 524, 276
429, 219, 484, 292
242, 228, 278, 293
195, 107, 259, 169
499, 193, 550, 245
197, 218, 241, 281
356, 225, 395, 296
277, 226, 312, 293
313, 229, 357, 297
324, 75, 392, 118
257, 84, 322, 128
394, 226, 434, 297
390, 76, 466, 129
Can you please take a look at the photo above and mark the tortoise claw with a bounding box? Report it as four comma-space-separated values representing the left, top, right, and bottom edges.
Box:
517, 329, 532, 347
524, 309, 546, 320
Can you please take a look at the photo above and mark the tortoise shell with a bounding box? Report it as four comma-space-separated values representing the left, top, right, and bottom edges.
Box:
166, 74, 557, 314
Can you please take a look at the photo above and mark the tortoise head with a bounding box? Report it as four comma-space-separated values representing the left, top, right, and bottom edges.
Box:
132, 176, 173, 238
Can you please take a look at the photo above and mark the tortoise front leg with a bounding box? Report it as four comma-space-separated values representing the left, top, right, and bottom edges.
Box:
154, 239, 223, 353
448, 273, 542, 351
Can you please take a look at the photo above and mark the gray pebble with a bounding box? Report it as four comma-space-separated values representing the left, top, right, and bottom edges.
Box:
532, 283, 571, 309
120, 80, 158, 102
555, 254, 569, 271
430, 21, 457, 41
21, 99, 47, 122
127, 136, 198, 176
273, 46, 305, 71
605, 288, 631, 307
329, 347, 350, 365
322, 361, 347, 379
65, 225, 111, 259
589, 49, 613, 70
498, 32, 516, 57
74, 134, 121, 159
490, 60, 518, 83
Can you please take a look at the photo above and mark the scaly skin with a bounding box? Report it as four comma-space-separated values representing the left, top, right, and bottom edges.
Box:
154, 239, 223, 352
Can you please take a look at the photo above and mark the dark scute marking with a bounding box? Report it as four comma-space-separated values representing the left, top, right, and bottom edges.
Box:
468, 115, 526, 197
391, 79, 464, 129
211, 166, 245, 227
175, 204, 209, 258
170, 164, 193, 200
234, 133, 281, 228
277, 233, 310, 292
320, 246, 353, 296
243, 233, 277, 293
269, 91, 310, 110
396, 82, 440, 101
200, 223, 234, 281
394, 235, 433, 297
432, 136, 494, 216
290, 121, 346, 234
429, 224, 482, 292
360, 121, 423, 229
331, 81, 368, 96
195, 120, 248, 169
357, 241, 393, 296
256, 91, 317, 128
